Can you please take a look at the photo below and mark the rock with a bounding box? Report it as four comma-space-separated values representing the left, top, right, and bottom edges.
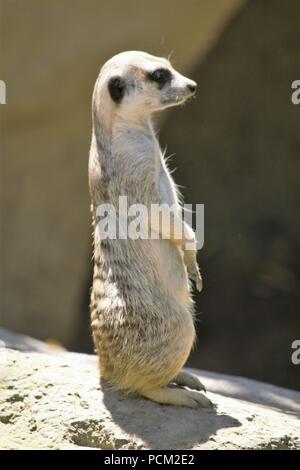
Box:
0, 327, 61, 353
1, 348, 299, 450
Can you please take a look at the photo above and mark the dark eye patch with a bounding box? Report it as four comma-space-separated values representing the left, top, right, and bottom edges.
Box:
147, 68, 172, 89
108, 76, 126, 104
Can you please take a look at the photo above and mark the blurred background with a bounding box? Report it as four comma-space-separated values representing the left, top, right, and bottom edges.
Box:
1, 0, 299, 390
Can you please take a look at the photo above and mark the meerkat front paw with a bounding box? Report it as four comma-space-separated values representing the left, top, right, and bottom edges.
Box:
172, 370, 206, 392
189, 267, 203, 292
183, 249, 203, 292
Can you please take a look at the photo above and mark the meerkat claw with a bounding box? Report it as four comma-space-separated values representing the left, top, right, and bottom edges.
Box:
184, 256, 203, 292
172, 370, 206, 392
190, 391, 214, 409
189, 269, 203, 292
181, 390, 214, 409
196, 275, 203, 292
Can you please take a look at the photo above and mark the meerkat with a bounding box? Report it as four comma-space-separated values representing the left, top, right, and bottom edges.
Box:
89, 51, 212, 408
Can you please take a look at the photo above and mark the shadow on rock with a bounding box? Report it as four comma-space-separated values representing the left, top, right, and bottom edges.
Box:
101, 379, 241, 450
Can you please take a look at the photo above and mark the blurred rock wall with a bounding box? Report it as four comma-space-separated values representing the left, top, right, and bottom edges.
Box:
161, 0, 300, 389
0, 0, 243, 345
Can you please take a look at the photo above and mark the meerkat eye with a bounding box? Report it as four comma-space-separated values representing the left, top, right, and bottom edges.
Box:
148, 68, 172, 88
108, 76, 126, 103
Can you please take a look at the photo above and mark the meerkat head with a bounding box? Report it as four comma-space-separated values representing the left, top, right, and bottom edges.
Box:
93, 51, 197, 129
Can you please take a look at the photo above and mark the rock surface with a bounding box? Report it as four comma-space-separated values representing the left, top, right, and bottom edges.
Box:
1, 348, 299, 450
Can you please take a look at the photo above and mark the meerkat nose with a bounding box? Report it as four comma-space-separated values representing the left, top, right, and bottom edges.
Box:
187, 82, 197, 94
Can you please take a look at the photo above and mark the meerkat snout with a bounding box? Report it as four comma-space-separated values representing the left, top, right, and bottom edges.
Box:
187, 82, 197, 94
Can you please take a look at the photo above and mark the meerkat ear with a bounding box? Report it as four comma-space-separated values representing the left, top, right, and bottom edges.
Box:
108, 76, 126, 103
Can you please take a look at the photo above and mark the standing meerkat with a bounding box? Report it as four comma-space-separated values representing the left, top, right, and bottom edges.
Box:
89, 51, 212, 408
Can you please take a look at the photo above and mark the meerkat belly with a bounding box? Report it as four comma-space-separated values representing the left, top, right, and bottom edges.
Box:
91, 238, 195, 392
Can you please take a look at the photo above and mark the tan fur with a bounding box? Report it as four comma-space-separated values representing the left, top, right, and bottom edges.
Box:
89, 51, 212, 408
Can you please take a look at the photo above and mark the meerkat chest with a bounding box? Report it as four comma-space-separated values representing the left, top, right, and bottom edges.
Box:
111, 126, 161, 196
